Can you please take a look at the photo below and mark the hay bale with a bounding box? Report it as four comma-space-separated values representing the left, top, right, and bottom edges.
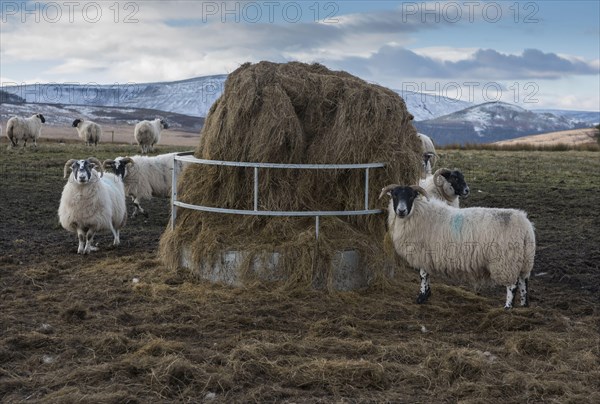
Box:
159, 61, 421, 289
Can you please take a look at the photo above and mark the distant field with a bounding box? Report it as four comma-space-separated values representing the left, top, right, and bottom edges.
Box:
493, 127, 597, 146
1, 145, 598, 402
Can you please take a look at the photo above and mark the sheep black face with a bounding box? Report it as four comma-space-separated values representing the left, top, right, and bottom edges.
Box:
37, 114, 46, 123
72, 119, 82, 127
441, 170, 470, 198
64, 158, 103, 184
71, 160, 94, 184
111, 157, 134, 180
389, 187, 420, 218
160, 119, 169, 129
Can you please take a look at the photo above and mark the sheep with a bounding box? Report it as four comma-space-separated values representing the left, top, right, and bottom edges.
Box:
380, 184, 535, 309
58, 157, 127, 254
6, 113, 46, 147
72, 118, 102, 146
103, 152, 181, 218
134, 118, 168, 154
417, 132, 437, 178
419, 168, 470, 208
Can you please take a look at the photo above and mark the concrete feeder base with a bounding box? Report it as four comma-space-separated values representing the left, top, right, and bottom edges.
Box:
180, 247, 378, 291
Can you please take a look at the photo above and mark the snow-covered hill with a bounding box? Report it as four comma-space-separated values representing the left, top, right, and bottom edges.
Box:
1, 75, 227, 118
532, 109, 599, 127
2, 75, 472, 121
414, 102, 592, 145
2, 76, 597, 145
398, 90, 473, 121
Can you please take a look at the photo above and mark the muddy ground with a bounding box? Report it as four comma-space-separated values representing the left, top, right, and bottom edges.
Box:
1, 141, 598, 403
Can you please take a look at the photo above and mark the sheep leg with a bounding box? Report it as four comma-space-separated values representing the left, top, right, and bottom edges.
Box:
84, 229, 98, 254
77, 229, 86, 254
416, 268, 431, 304
504, 284, 518, 309
518, 276, 529, 307
111, 227, 120, 246
133, 197, 148, 218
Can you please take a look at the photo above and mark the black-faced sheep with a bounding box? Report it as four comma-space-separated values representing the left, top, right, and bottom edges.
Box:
420, 168, 470, 208
134, 118, 168, 154
58, 158, 127, 254
103, 152, 181, 218
381, 185, 535, 309
6, 113, 46, 147
72, 118, 102, 146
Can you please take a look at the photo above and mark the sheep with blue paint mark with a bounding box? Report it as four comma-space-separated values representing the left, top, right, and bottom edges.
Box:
380, 184, 535, 309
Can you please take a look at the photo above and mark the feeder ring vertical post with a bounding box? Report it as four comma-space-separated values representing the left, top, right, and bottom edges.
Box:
171, 155, 179, 230
364, 167, 370, 210
254, 167, 259, 211
315, 215, 320, 240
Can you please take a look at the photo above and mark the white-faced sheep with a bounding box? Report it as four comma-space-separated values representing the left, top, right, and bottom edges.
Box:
420, 168, 470, 208
58, 158, 127, 254
381, 185, 535, 309
72, 118, 102, 146
417, 133, 437, 178
103, 152, 182, 218
6, 113, 46, 147
134, 118, 168, 154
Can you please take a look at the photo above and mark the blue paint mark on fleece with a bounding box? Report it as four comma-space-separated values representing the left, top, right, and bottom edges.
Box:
451, 213, 464, 236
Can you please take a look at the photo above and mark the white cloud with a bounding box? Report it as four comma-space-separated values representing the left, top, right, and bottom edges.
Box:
413, 47, 478, 62
0, 2, 597, 109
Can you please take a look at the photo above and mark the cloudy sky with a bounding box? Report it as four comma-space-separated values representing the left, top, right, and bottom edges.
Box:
1, 0, 598, 110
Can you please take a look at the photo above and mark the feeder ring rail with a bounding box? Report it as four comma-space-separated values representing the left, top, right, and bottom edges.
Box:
171, 152, 386, 238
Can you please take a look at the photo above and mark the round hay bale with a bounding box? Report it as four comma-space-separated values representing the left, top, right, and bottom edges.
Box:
159, 61, 421, 290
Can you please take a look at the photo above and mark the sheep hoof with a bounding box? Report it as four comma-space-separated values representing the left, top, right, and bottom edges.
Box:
416, 289, 431, 304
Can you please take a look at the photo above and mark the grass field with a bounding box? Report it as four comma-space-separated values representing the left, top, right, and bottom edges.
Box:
1, 142, 599, 402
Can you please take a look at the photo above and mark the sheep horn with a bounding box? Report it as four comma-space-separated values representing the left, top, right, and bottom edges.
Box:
120, 157, 134, 166
433, 168, 451, 187
103, 159, 115, 169
88, 157, 104, 177
379, 184, 401, 200
63, 159, 78, 178
410, 185, 430, 200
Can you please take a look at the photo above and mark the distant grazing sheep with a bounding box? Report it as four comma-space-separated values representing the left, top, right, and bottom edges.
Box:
59, 158, 127, 254
134, 118, 168, 154
72, 118, 102, 146
381, 184, 535, 309
6, 113, 46, 147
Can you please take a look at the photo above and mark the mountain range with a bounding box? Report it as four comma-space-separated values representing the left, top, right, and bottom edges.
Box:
2, 76, 598, 144
414, 102, 598, 145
